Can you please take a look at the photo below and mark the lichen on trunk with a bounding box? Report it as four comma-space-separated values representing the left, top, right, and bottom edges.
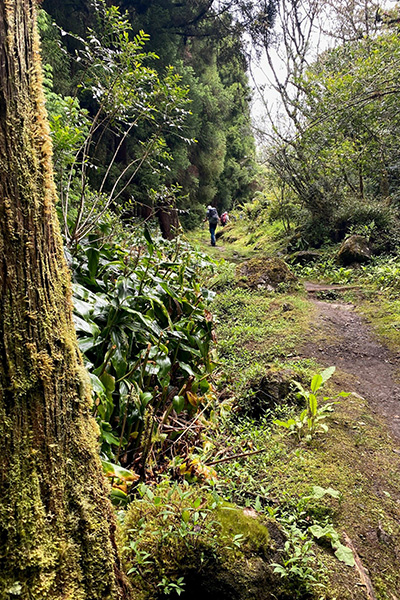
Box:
0, 1, 131, 598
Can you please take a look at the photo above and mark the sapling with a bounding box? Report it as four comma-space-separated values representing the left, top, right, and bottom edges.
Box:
274, 366, 350, 442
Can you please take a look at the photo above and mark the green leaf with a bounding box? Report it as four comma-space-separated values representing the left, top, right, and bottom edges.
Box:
182, 510, 190, 523
101, 460, 138, 481
311, 373, 323, 393
157, 354, 172, 380
140, 392, 153, 407
274, 419, 295, 429
309, 485, 341, 500
334, 544, 355, 567
110, 488, 128, 506
144, 227, 153, 249
73, 297, 93, 318
299, 409, 308, 422
87, 247, 100, 280
77, 336, 103, 354
179, 362, 196, 376
321, 366, 336, 383
72, 314, 100, 336
308, 393, 317, 416
173, 395, 185, 414
89, 373, 106, 395
100, 372, 116, 394
198, 378, 210, 394
102, 430, 120, 445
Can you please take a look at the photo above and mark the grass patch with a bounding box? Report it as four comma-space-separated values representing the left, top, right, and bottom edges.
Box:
185, 214, 287, 262
359, 294, 400, 352
210, 377, 400, 598
206, 255, 400, 598
213, 288, 311, 374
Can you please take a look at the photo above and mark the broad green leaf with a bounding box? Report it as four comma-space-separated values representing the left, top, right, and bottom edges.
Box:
334, 544, 355, 567
157, 355, 171, 380
110, 488, 128, 505
311, 373, 323, 393
73, 314, 99, 336
100, 372, 116, 394
73, 297, 93, 318
89, 373, 106, 395
87, 247, 100, 280
180, 362, 196, 377
77, 336, 103, 353
102, 430, 120, 445
101, 460, 139, 481
140, 392, 153, 407
173, 395, 185, 414
310, 485, 341, 500
321, 366, 336, 383
309, 393, 317, 416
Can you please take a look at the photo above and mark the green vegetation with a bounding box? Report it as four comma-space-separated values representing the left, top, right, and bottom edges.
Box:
40, 0, 260, 228
4, 1, 400, 598
70, 226, 217, 494
119, 481, 275, 600
274, 367, 350, 442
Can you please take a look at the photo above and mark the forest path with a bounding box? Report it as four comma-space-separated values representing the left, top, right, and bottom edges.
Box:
301, 283, 400, 444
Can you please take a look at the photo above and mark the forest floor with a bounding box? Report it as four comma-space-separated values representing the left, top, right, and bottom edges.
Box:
299, 285, 400, 598
302, 283, 400, 442
189, 226, 400, 599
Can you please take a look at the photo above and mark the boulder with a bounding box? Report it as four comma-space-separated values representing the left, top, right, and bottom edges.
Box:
337, 235, 371, 265
123, 489, 288, 600
182, 507, 286, 600
238, 367, 298, 418
236, 257, 297, 291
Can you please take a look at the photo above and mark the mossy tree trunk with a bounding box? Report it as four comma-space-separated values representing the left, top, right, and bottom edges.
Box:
0, 1, 131, 598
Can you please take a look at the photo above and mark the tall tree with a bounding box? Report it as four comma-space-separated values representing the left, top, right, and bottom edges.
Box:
0, 1, 131, 598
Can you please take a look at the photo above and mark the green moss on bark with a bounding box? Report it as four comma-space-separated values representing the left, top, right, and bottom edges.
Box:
0, 1, 131, 598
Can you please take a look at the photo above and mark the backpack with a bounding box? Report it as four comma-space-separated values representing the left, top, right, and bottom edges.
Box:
208, 207, 219, 225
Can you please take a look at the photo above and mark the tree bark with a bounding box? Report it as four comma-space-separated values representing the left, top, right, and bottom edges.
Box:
157, 204, 181, 240
0, 1, 131, 598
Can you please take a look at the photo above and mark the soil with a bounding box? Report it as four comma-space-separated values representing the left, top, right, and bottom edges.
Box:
299, 282, 400, 598
302, 282, 400, 443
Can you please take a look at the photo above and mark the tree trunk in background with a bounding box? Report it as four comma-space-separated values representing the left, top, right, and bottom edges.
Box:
157, 204, 180, 240
0, 1, 131, 598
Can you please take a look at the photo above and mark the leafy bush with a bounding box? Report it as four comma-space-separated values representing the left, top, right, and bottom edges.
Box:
71, 227, 216, 486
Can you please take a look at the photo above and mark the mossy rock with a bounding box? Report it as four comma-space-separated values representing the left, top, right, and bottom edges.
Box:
236, 257, 297, 291
336, 235, 371, 265
217, 503, 271, 556
119, 487, 291, 600
238, 367, 298, 418
175, 506, 289, 600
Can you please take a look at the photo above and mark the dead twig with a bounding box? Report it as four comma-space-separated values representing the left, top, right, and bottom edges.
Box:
206, 447, 270, 467
343, 532, 377, 600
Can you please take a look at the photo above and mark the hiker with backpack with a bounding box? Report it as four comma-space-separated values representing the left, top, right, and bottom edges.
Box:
220, 211, 229, 226
206, 205, 219, 246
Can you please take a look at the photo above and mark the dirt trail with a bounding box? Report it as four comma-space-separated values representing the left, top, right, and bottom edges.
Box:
301, 283, 400, 444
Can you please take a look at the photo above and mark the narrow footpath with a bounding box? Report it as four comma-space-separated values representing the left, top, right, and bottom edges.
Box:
302, 282, 400, 443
